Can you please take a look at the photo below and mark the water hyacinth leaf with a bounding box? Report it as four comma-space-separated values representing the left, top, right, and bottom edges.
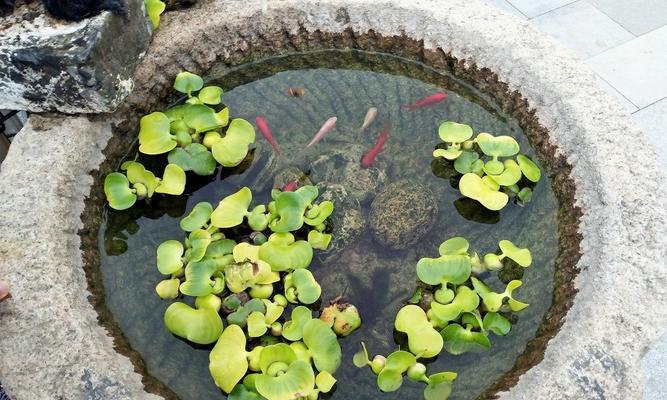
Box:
394, 305, 443, 358
227, 298, 265, 327
483, 253, 503, 271
438, 121, 473, 143
518, 187, 533, 203
247, 311, 269, 337
233, 242, 261, 263
290, 269, 321, 304
320, 304, 362, 336
384, 351, 417, 372
174, 71, 204, 96
505, 280, 529, 311
180, 258, 219, 296
212, 118, 256, 167
475, 132, 520, 158
376, 351, 417, 392
228, 384, 263, 400
258, 233, 313, 272
215, 107, 230, 127
255, 359, 315, 400
302, 319, 342, 374
164, 104, 188, 121
157, 240, 184, 275
168, 143, 217, 176
483, 159, 505, 176
483, 312, 511, 336
307, 230, 332, 250
499, 240, 532, 267
353, 342, 371, 368
440, 323, 491, 355
184, 104, 223, 133
199, 86, 223, 105
316, 371, 337, 393
453, 151, 480, 174
188, 229, 212, 262
430, 286, 480, 322
209, 325, 248, 393
282, 306, 313, 341
211, 187, 252, 228
155, 164, 186, 195
104, 173, 137, 210
303, 201, 334, 226
124, 161, 159, 197
377, 369, 404, 392
472, 278, 528, 312
206, 239, 236, 260
517, 154, 541, 182
423, 372, 457, 400
144, 0, 165, 30
155, 278, 180, 299
164, 302, 223, 345
433, 147, 462, 161
487, 160, 522, 186
195, 293, 222, 312
438, 237, 469, 256
138, 112, 176, 155
180, 202, 213, 232
247, 205, 270, 232
269, 186, 319, 232
459, 173, 509, 211
259, 343, 297, 373
262, 299, 285, 324
416, 254, 471, 286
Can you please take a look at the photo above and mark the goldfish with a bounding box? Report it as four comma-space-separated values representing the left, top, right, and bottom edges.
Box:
359, 107, 378, 132
255, 116, 281, 154
361, 123, 390, 168
306, 117, 337, 147
404, 92, 448, 111
288, 87, 306, 97
0, 280, 10, 303
281, 182, 297, 192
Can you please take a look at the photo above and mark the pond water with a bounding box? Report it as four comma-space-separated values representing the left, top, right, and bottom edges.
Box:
98, 50, 558, 400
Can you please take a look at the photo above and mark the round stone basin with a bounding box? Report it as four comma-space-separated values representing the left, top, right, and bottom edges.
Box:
0, 1, 664, 400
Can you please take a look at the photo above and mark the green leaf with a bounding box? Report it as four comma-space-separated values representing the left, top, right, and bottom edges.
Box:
199, 86, 224, 105
475, 132, 520, 158
255, 359, 315, 400
247, 205, 270, 232
168, 143, 217, 176
164, 302, 223, 345
247, 311, 269, 338
483, 159, 505, 175
487, 159, 522, 186
104, 173, 137, 210
155, 278, 180, 299
124, 161, 160, 198
269, 186, 319, 233
209, 325, 249, 393
289, 269, 321, 305
180, 258, 219, 296
471, 278, 528, 312
394, 305, 444, 358
307, 230, 332, 250
211, 118, 256, 167
482, 312, 511, 336
228, 384, 264, 400
433, 147, 462, 161
423, 372, 457, 400
416, 254, 471, 286
282, 306, 313, 341
438, 237, 469, 256
453, 151, 480, 174
377, 369, 404, 392
174, 71, 204, 96
315, 371, 337, 393
440, 323, 491, 355
302, 319, 341, 374
210, 187, 252, 228
155, 164, 186, 195
144, 0, 165, 30
258, 233, 313, 272
353, 342, 371, 368
376, 351, 417, 392
459, 173, 509, 211
195, 293, 222, 312
319, 304, 362, 337
184, 104, 223, 133
438, 121, 473, 143
180, 202, 213, 232
430, 286, 480, 323
303, 201, 334, 226
138, 112, 176, 155
499, 240, 532, 267
233, 242, 261, 263
205, 239, 236, 260
188, 229, 212, 262
518, 187, 533, 203
517, 154, 541, 182
227, 298, 266, 327
157, 239, 184, 275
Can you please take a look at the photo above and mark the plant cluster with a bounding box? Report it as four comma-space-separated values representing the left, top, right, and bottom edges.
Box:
354, 236, 534, 399
154, 185, 362, 400
104, 71, 256, 210
433, 121, 541, 211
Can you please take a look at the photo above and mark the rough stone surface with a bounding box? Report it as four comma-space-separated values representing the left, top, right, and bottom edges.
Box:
0, 116, 159, 400
316, 183, 365, 257
370, 181, 438, 250
0, 0, 152, 113
0, 1, 665, 399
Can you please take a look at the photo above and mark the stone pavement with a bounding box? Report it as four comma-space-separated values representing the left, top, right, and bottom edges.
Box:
485, 0, 667, 171
485, 1, 667, 399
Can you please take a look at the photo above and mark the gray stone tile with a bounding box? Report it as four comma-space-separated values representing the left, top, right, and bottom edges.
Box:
483, 0, 527, 18
532, 1, 633, 58
507, 0, 576, 18
588, 0, 667, 36
594, 74, 639, 113
587, 26, 667, 108
632, 98, 667, 170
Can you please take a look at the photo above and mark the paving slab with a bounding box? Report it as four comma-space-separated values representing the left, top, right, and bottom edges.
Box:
532, 1, 633, 58
588, 0, 667, 36
507, 0, 576, 18
642, 333, 667, 400
632, 97, 667, 170
587, 26, 667, 109
483, 0, 526, 18
594, 74, 639, 113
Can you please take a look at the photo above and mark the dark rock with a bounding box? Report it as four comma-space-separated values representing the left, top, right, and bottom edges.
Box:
0, 0, 151, 113
317, 183, 365, 257
369, 181, 438, 250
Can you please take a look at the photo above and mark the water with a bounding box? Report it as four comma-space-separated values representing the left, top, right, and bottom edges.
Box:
98, 50, 559, 400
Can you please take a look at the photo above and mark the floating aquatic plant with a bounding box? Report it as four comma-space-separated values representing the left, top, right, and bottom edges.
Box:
433, 121, 542, 210
104, 161, 185, 210
150, 186, 358, 399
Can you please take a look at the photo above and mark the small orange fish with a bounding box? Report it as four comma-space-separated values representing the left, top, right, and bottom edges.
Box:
361, 123, 390, 168
359, 107, 378, 133
306, 117, 337, 148
404, 92, 448, 111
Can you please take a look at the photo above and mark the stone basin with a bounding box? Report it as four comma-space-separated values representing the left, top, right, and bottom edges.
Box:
0, 0, 665, 399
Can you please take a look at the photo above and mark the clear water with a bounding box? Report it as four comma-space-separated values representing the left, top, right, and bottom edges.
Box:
99, 50, 558, 400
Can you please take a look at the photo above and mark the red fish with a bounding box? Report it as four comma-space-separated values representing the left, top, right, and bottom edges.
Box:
255, 116, 281, 154
282, 182, 297, 192
361, 124, 390, 168
404, 92, 448, 111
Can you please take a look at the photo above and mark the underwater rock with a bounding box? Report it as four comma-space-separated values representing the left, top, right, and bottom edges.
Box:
272, 166, 312, 189
369, 181, 438, 250
309, 143, 387, 203
317, 183, 365, 257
